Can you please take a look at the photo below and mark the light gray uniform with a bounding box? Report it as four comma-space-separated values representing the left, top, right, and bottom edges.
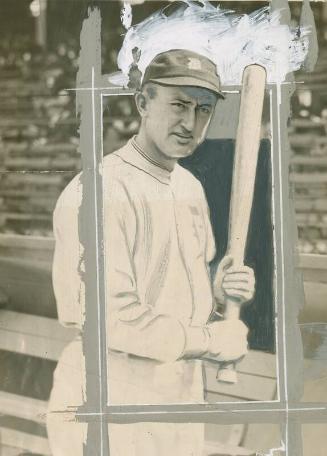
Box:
47, 138, 216, 455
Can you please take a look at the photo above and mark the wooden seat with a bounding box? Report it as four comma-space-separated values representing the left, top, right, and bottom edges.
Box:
0, 310, 76, 361
0, 310, 76, 454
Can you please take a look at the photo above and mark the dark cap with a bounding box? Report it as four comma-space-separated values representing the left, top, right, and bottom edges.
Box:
142, 49, 224, 98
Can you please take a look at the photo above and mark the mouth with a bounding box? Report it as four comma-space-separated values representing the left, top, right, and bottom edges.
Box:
172, 133, 193, 144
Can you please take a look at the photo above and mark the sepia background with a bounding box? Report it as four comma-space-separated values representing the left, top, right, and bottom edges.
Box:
0, 1, 326, 455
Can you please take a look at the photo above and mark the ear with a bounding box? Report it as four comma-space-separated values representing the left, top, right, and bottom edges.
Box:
135, 91, 148, 118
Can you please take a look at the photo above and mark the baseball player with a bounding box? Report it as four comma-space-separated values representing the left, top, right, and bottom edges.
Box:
47, 49, 255, 455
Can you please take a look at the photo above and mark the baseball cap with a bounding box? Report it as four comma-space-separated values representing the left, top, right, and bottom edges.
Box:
142, 49, 224, 98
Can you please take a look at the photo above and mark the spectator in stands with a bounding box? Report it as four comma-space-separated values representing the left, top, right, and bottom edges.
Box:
47, 49, 255, 455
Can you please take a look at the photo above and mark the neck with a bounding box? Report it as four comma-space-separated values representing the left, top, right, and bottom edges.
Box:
135, 128, 177, 172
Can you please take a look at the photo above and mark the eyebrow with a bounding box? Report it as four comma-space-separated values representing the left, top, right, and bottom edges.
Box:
171, 98, 192, 104
171, 98, 214, 107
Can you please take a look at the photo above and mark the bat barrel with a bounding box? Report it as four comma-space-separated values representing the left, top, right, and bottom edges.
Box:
217, 64, 266, 384
228, 64, 267, 264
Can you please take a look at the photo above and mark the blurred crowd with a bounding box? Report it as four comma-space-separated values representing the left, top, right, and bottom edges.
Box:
0, 33, 140, 237
290, 47, 327, 255
0, 2, 326, 255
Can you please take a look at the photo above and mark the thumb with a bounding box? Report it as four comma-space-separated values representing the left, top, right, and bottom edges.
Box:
213, 255, 233, 300
218, 255, 234, 272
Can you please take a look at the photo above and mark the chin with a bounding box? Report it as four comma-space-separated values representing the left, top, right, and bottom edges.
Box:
180, 147, 197, 158
160, 138, 198, 160
172, 144, 197, 159
180, 149, 194, 158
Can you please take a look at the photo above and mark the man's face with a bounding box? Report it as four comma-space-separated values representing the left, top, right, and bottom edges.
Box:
139, 84, 217, 160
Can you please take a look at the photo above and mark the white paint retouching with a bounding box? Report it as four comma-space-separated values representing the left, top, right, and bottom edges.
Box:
257, 440, 286, 456
121, 2, 132, 30
113, 1, 310, 86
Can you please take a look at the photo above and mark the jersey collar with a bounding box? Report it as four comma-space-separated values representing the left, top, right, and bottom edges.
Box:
114, 136, 172, 185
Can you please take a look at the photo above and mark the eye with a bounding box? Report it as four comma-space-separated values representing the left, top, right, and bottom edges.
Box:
171, 102, 185, 111
199, 106, 211, 115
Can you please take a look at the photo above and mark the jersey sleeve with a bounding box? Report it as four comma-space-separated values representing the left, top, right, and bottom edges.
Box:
52, 169, 209, 363
52, 175, 85, 329
105, 177, 208, 362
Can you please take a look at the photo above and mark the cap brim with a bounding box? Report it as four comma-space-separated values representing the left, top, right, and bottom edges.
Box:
147, 76, 225, 99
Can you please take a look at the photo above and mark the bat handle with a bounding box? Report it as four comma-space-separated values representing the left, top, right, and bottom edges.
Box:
216, 361, 238, 384
216, 297, 242, 384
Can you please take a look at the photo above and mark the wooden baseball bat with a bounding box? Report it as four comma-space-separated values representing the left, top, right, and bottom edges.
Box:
217, 64, 266, 384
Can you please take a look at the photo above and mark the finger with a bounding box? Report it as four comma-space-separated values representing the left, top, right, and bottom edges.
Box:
224, 275, 254, 285
223, 283, 255, 293
223, 282, 255, 293
224, 266, 254, 276
223, 290, 254, 301
223, 283, 255, 294
223, 273, 254, 283
223, 288, 254, 301
224, 267, 254, 275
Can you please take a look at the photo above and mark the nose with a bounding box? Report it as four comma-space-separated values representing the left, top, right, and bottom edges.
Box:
181, 107, 196, 133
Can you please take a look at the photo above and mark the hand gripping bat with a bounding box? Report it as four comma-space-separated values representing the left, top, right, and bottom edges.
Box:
216, 64, 267, 384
